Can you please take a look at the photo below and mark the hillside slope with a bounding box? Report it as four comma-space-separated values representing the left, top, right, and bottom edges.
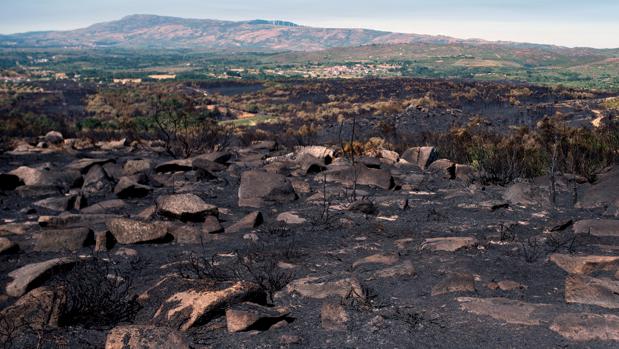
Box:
0, 14, 469, 51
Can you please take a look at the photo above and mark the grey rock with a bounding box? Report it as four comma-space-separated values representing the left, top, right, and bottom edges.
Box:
123, 159, 153, 175
114, 177, 152, 199
34, 227, 94, 251
227, 211, 263, 233
6, 257, 77, 297
0, 237, 19, 255
66, 158, 114, 174
238, 171, 297, 208
106, 218, 170, 244
156, 193, 218, 222
44, 131, 64, 144
401, 146, 437, 170
155, 159, 193, 173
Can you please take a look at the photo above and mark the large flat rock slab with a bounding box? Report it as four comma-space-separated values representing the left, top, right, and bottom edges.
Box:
401, 146, 437, 170
122, 159, 153, 176
457, 297, 553, 326
226, 302, 290, 333
238, 170, 297, 208
352, 254, 399, 269
503, 182, 549, 207
573, 219, 619, 238
105, 325, 191, 349
9, 166, 50, 186
155, 159, 193, 173
38, 214, 120, 228
152, 281, 264, 331
421, 237, 478, 252
286, 275, 363, 299
324, 164, 394, 190
226, 211, 263, 234
114, 177, 152, 199
432, 272, 476, 296
550, 313, 619, 342
81, 199, 127, 214
6, 257, 76, 297
34, 227, 94, 252
549, 254, 619, 274
372, 260, 416, 279
0, 286, 66, 329
0, 237, 19, 255
577, 166, 619, 209
320, 303, 349, 331
565, 275, 619, 309
66, 158, 114, 174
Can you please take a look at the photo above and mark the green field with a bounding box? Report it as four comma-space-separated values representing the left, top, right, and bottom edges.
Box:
2, 43, 619, 91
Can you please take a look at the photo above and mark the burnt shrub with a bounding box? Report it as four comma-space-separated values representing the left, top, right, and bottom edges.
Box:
176, 236, 298, 304
54, 256, 141, 329
148, 94, 231, 158
178, 250, 232, 282
233, 248, 295, 304
0, 313, 27, 349
416, 118, 619, 185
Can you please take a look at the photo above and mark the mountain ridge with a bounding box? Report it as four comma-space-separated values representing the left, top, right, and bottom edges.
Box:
0, 14, 598, 52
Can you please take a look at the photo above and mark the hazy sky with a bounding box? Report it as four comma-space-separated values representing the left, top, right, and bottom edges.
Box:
1, 0, 618, 48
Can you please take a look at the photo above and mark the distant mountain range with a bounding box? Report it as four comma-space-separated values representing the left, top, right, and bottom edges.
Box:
0, 14, 514, 51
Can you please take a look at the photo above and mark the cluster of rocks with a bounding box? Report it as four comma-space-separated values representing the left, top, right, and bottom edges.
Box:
1, 135, 618, 348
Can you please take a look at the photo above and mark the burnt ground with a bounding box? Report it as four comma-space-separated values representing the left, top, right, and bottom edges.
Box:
0, 141, 618, 349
